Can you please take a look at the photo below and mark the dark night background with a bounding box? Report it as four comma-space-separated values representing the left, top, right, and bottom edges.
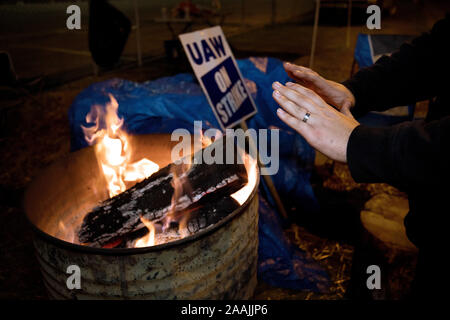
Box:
1, 0, 448, 299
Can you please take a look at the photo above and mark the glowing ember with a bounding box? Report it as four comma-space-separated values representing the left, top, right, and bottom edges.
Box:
82, 95, 159, 198
134, 216, 156, 248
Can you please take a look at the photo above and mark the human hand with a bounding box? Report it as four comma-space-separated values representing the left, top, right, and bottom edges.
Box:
284, 62, 355, 115
272, 81, 360, 163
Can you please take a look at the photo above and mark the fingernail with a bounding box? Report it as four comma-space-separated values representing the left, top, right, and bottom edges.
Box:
273, 90, 281, 97
286, 82, 294, 87
277, 108, 284, 115
273, 81, 281, 89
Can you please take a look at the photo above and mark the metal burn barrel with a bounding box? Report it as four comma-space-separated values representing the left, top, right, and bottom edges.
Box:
25, 134, 260, 299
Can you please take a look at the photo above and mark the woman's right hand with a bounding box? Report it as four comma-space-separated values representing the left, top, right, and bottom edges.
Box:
284, 62, 356, 114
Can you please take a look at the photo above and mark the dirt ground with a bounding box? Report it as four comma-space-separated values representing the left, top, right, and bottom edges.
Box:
1, 0, 447, 300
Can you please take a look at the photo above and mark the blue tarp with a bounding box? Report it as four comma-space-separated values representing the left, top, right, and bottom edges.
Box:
68, 57, 329, 292
354, 34, 374, 69
354, 33, 416, 68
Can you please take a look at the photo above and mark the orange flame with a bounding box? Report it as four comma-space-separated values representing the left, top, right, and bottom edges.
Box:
161, 130, 213, 232
231, 153, 258, 205
134, 216, 156, 247
82, 95, 159, 198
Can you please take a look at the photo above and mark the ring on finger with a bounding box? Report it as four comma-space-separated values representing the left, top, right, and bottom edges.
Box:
302, 112, 311, 123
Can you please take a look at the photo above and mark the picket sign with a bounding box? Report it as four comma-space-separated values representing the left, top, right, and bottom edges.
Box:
179, 26, 257, 129
179, 26, 288, 219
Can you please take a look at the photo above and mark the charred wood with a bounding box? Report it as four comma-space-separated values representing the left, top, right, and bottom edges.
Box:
78, 138, 247, 246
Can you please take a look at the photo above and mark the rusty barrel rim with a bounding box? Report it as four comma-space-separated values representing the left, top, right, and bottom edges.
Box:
25, 167, 260, 256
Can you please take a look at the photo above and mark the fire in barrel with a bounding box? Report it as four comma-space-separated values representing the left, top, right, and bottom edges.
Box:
77, 95, 255, 249
25, 95, 260, 299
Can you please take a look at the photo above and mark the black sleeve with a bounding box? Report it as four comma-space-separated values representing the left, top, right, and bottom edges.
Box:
346, 117, 450, 191
342, 15, 450, 117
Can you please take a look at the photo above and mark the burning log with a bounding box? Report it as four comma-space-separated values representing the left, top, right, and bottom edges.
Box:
78, 138, 247, 247
101, 196, 241, 249
185, 196, 240, 234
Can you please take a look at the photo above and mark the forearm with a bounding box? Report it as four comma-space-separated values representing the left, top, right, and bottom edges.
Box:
342, 15, 449, 116
347, 117, 450, 191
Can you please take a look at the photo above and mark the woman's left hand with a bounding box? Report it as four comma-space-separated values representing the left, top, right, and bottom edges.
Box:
272, 81, 360, 163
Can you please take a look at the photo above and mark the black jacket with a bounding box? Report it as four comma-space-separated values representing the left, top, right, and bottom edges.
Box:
342, 15, 450, 250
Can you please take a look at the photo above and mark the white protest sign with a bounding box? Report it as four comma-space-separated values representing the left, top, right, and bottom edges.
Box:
179, 26, 257, 129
